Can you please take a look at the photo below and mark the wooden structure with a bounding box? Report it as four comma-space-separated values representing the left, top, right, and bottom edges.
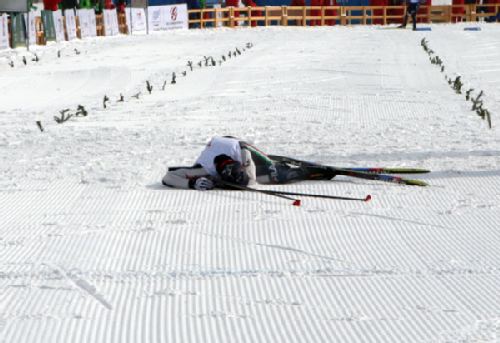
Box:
2, 5, 499, 49
189, 4, 499, 28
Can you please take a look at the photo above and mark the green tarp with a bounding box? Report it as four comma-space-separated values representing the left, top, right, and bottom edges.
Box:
41, 10, 56, 42
10, 14, 26, 48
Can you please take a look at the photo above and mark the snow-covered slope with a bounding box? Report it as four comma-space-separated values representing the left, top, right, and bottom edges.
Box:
0, 24, 499, 342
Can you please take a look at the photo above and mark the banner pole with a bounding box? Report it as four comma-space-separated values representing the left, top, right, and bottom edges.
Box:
146, 0, 149, 35
26, 0, 30, 51
129, 0, 133, 35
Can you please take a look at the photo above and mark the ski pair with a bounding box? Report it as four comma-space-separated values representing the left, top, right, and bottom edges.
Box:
267, 155, 429, 187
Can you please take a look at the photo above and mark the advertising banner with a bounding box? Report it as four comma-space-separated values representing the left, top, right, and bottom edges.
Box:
41, 10, 56, 42
53, 10, 65, 42
0, 14, 9, 50
89, 10, 97, 37
0, 0, 29, 12
77, 9, 90, 38
11, 13, 27, 48
147, 4, 188, 31
125, 7, 147, 32
77, 9, 97, 38
24, 12, 37, 45
164, 4, 188, 30
103, 9, 119, 36
147, 6, 164, 30
65, 9, 78, 40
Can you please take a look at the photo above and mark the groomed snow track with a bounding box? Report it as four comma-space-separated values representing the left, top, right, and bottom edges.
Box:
0, 24, 499, 342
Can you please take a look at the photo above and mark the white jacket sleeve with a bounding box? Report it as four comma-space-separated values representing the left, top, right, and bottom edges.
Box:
162, 167, 210, 189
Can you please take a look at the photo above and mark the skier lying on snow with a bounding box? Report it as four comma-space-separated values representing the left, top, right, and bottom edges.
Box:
162, 136, 336, 190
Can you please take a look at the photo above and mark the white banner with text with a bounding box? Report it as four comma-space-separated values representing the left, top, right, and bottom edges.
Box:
147, 4, 188, 31
125, 8, 147, 32
23, 12, 37, 45
53, 10, 65, 42
77, 9, 97, 38
65, 10, 78, 40
103, 9, 120, 36
0, 14, 9, 50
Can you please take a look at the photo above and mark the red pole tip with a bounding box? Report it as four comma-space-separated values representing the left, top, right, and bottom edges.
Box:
293, 200, 301, 206
365, 195, 372, 202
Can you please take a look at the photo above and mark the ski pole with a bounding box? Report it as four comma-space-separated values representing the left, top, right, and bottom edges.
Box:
217, 181, 371, 205
216, 180, 302, 206
261, 189, 371, 202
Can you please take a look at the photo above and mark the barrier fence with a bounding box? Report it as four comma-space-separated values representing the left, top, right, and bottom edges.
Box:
188, 4, 500, 28
1, 4, 499, 49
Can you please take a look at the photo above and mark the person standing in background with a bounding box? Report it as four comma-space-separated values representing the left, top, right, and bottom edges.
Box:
399, 0, 419, 30
289, 0, 305, 25
104, 0, 115, 9
43, 0, 62, 11
116, 0, 126, 13
324, 0, 338, 25
310, 0, 322, 25
243, 0, 260, 27
225, 0, 240, 26
61, 0, 77, 9
79, 0, 93, 8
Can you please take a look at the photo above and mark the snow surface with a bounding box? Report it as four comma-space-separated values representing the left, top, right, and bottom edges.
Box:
1, 23, 499, 342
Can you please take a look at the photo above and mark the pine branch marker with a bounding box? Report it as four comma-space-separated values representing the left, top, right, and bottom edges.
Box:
36, 121, 44, 132
472, 90, 483, 111
103, 95, 110, 109
54, 109, 73, 124
75, 105, 88, 116
453, 76, 462, 94
465, 88, 474, 101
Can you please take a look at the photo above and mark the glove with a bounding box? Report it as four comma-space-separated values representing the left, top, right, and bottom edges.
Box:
194, 177, 214, 191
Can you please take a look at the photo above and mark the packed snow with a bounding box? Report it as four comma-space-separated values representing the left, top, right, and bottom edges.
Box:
0, 23, 499, 342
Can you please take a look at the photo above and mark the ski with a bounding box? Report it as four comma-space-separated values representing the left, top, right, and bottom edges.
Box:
169, 165, 430, 174
268, 155, 429, 187
344, 167, 430, 174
